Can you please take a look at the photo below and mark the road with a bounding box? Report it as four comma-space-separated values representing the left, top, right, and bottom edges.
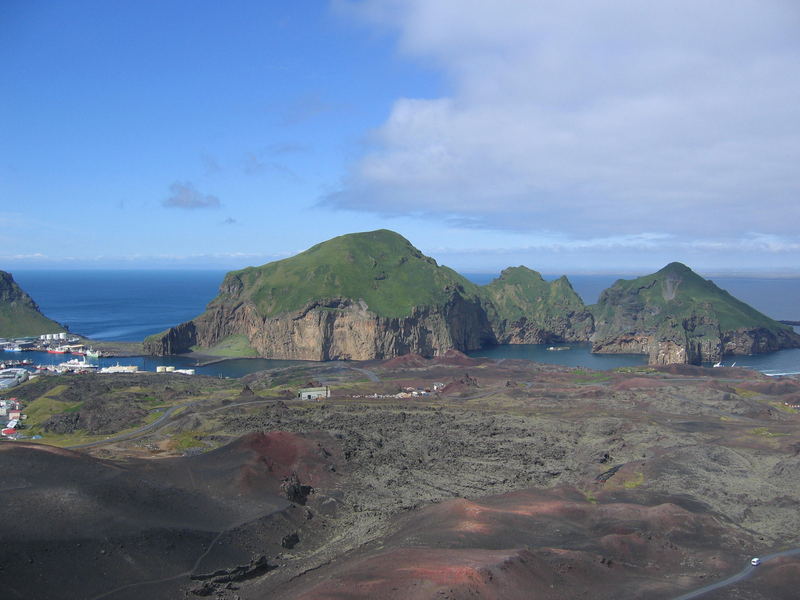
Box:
67, 397, 284, 450
67, 402, 198, 449
349, 367, 380, 382
672, 548, 800, 600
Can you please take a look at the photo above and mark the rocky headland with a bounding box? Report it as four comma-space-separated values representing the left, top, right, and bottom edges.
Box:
144, 230, 800, 366
0, 270, 65, 338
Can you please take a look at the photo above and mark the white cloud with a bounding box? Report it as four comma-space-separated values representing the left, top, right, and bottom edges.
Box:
163, 182, 220, 209
329, 1, 800, 238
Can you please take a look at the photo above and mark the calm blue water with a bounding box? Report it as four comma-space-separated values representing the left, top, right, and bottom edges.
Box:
7, 270, 800, 377
466, 343, 648, 370
13, 270, 226, 341
0, 349, 306, 378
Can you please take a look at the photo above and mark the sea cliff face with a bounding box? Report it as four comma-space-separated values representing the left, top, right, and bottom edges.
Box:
144, 292, 496, 361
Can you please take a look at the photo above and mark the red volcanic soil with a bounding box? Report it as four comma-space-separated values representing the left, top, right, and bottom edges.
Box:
382, 353, 430, 369
180, 430, 342, 499
612, 377, 669, 391
654, 364, 753, 379
435, 349, 483, 367
293, 547, 572, 600
275, 486, 750, 600
0, 432, 343, 600
381, 350, 482, 370
735, 380, 800, 396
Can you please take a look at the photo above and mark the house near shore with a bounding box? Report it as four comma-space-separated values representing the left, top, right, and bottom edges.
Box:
297, 386, 330, 401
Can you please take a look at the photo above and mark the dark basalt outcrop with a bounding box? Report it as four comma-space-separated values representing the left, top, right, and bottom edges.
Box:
0, 270, 65, 337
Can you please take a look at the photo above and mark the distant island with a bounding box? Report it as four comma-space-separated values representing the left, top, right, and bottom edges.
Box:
142, 229, 800, 365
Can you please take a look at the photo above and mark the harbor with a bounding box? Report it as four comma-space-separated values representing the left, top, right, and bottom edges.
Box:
0, 332, 197, 378
0, 343, 305, 381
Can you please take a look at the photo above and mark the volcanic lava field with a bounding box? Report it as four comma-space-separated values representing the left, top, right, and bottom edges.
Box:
2, 354, 800, 599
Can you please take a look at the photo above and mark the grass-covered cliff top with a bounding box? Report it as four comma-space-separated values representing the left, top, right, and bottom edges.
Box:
592, 262, 790, 333
0, 270, 65, 337
482, 266, 586, 323
209, 229, 482, 319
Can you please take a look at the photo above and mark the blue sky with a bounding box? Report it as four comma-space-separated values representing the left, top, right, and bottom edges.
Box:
2, 1, 799, 274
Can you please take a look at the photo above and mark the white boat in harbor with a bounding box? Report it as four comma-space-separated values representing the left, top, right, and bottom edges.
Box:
713, 361, 737, 368
57, 358, 100, 373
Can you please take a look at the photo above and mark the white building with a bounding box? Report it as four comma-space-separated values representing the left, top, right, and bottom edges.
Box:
297, 386, 330, 400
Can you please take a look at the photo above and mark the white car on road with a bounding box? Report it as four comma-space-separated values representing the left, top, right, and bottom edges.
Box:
750, 557, 761, 566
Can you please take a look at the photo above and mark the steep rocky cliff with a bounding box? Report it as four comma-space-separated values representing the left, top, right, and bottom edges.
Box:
0, 271, 65, 337
145, 230, 496, 360
590, 262, 800, 365
481, 267, 593, 343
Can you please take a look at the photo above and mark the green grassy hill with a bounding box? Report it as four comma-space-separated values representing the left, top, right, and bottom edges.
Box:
482, 266, 587, 323
207, 229, 483, 319
592, 262, 792, 339
0, 271, 65, 337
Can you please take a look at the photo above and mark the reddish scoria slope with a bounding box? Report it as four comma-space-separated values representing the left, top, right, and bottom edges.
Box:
0, 431, 343, 600
277, 486, 751, 600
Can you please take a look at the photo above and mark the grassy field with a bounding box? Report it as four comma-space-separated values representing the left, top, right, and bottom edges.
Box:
192, 334, 258, 358
207, 229, 483, 319
482, 266, 586, 323
0, 304, 65, 338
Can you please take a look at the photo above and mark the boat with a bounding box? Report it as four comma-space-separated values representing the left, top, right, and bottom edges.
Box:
57, 358, 99, 373
713, 360, 737, 368
47, 345, 70, 354
85, 348, 103, 358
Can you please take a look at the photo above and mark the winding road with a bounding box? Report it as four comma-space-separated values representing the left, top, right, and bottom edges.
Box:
672, 548, 800, 600
67, 402, 197, 449
348, 366, 380, 382
66, 397, 285, 450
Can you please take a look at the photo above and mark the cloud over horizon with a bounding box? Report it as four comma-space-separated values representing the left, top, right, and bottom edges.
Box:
163, 182, 221, 209
329, 1, 800, 241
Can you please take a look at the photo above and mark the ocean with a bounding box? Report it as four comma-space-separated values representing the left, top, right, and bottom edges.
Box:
8, 269, 800, 376
13, 270, 226, 341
